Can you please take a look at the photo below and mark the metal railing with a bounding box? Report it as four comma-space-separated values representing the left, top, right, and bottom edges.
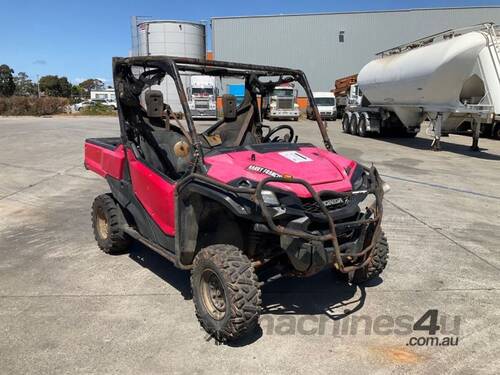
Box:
376, 22, 497, 57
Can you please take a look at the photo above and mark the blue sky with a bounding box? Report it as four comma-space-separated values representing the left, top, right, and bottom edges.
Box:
0, 0, 497, 85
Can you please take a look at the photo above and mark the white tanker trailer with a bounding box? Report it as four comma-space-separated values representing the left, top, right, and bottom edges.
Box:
341, 23, 500, 150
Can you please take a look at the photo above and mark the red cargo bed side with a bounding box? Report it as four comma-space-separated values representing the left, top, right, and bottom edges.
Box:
84, 138, 125, 180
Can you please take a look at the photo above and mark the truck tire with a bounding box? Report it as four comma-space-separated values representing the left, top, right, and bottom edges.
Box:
91, 194, 130, 254
351, 232, 389, 284
493, 123, 500, 140
191, 244, 261, 342
358, 116, 367, 137
342, 114, 351, 133
350, 115, 359, 136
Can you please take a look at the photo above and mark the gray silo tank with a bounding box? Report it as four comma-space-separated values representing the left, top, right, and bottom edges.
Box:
133, 20, 206, 111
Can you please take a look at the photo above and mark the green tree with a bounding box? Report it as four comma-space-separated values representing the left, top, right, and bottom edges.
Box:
78, 78, 104, 98
0, 64, 15, 97
39, 75, 72, 97
14, 72, 37, 96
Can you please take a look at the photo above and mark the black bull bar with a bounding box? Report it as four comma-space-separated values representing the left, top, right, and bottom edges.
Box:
254, 165, 384, 274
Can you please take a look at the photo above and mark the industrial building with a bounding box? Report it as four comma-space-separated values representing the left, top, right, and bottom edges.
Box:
211, 6, 500, 93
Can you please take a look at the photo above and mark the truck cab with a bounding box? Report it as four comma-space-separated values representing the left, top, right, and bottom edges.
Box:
263, 85, 300, 121
187, 75, 217, 119
307, 92, 337, 120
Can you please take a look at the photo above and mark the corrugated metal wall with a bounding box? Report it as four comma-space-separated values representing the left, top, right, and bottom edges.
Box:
212, 7, 500, 92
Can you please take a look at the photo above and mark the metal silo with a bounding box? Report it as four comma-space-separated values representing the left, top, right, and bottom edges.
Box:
131, 18, 206, 111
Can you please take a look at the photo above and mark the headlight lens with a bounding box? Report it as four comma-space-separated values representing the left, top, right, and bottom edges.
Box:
261, 190, 280, 206
350, 165, 366, 191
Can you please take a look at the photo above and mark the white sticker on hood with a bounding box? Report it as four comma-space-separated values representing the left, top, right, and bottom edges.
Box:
278, 151, 312, 163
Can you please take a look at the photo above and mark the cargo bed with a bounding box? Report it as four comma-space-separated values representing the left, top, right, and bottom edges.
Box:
84, 137, 125, 180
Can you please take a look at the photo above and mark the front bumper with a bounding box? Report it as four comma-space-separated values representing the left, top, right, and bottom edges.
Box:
254, 166, 384, 276
319, 111, 337, 120
269, 109, 300, 119
191, 108, 217, 119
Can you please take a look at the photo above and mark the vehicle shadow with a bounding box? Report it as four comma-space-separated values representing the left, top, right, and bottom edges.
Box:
228, 271, 383, 347
127, 241, 382, 347
372, 135, 500, 160
128, 241, 192, 300
260, 271, 378, 319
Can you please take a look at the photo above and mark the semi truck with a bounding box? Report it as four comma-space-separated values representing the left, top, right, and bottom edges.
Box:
187, 75, 218, 119
336, 23, 500, 150
263, 85, 300, 121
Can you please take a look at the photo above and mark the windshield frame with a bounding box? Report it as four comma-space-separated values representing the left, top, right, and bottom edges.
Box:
113, 56, 334, 170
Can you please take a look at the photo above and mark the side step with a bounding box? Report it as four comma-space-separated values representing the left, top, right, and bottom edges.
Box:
122, 225, 178, 264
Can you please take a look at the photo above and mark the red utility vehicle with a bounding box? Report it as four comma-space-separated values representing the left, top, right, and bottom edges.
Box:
84, 56, 389, 342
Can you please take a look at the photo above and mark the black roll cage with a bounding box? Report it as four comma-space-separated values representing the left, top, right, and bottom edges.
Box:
112, 55, 334, 168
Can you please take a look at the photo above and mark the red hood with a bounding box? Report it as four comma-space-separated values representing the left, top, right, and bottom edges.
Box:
205, 146, 356, 198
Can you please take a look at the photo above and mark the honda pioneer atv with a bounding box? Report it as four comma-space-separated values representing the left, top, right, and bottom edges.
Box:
84, 56, 389, 342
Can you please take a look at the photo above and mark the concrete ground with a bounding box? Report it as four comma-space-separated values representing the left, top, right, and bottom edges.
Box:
0, 116, 499, 374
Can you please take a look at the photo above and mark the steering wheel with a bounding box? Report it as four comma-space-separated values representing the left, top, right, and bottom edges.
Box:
262, 124, 295, 143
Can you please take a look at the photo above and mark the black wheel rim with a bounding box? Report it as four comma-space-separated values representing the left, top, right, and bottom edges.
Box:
200, 269, 227, 320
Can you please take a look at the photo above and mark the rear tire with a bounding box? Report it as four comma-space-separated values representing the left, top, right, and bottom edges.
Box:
350, 115, 359, 136
191, 244, 261, 342
91, 194, 130, 254
342, 114, 351, 133
493, 123, 500, 140
351, 232, 389, 284
358, 116, 367, 137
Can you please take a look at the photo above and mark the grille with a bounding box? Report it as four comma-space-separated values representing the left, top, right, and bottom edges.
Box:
301, 196, 350, 213
277, 98, 294, 109
195, 99, 209, 109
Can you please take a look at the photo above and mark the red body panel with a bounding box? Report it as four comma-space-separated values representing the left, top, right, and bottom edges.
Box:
126, 150, 176, 236
205, 146, 356, 198
84, 143, 125, 180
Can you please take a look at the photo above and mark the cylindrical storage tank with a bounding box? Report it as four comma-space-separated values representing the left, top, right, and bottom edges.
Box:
358, 32, 487, 110
133, 20, 206, 111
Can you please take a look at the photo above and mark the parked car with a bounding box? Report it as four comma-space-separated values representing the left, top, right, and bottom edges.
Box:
73, 100, 95, 112
73, 99, 117, 112
93, 98, 117, 110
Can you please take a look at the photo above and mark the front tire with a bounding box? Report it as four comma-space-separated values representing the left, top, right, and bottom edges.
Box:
91, 194, 130, 254
351, 232, 389, 284
191, 245, 261, 342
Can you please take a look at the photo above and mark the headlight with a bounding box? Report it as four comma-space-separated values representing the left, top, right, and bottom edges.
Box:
382, 182, 391, 193
350, 165, 366, 191
261, 190, 280, 207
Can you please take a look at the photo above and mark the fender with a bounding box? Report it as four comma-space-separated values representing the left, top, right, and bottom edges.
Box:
175, 180, 257, 267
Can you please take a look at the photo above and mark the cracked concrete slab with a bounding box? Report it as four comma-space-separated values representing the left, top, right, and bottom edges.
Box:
0, 117, 499, 374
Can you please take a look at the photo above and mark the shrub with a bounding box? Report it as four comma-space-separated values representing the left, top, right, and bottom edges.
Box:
78, 103, 116, 116
0, 96, 69, 116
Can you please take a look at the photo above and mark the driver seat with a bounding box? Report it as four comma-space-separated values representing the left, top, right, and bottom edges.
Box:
217, 94, 257, 147
138, 90, 192, 178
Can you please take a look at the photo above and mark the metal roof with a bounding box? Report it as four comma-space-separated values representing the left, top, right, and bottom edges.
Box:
211, 6, 500, 20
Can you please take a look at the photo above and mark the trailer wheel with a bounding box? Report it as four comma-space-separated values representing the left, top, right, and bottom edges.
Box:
358, 116, 367, 137
191, 244, 261, 342
91, 194, 130, 254
342, 114, 351, 133
350, 115, 358, 136
493, 123, 500, 140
